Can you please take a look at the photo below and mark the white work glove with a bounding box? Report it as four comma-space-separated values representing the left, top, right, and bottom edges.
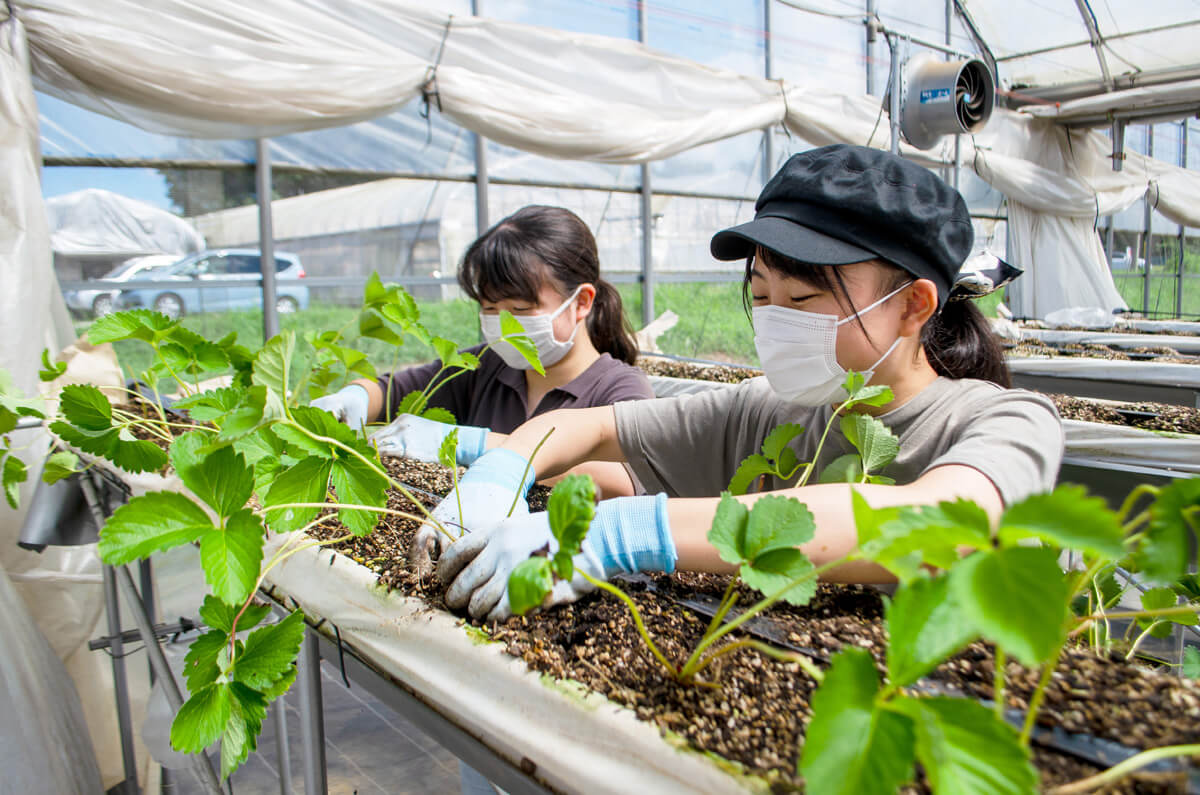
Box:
408, 448, 536, 580
310, 384, 371, 433
369, 413, 489, 466
437, 494, 675, 622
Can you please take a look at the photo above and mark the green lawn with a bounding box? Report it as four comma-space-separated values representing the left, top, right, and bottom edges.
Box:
1114, 273, 1200, 318
73, 281, 1011, 385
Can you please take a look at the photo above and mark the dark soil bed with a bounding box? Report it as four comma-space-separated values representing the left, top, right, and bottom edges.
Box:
637, 356, 762, 383
307, 456, 1200, 793
1006, 338, 1200, 365
1050, 394, 1200, 435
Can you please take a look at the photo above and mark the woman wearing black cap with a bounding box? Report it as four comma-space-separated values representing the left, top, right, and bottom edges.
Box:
425, 145, 1064, 621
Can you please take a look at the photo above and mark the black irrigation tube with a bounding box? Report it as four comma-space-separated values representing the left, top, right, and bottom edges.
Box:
616, 575, 1200, 789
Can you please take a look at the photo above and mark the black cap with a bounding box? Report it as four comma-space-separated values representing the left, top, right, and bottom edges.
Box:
710, 144, 973, 306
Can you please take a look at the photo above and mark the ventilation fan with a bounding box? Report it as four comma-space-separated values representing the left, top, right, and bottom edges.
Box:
894, 53, 994, 150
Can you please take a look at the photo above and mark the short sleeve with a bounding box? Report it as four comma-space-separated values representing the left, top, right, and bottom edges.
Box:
923, 389, 1064, 506
594, 363, 656, 405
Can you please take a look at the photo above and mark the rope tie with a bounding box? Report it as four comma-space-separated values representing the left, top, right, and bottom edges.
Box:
420, 16, 454, 144
777, 79, 793, 145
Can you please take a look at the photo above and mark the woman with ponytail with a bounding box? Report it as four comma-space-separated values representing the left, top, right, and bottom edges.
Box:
313, 205, 653, 500
422, 145, 1066, 622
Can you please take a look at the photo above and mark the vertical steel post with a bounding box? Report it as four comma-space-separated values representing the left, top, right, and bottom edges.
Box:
102, 563, 140, 795
274, 702, 293, 795
763, 0, 774, 183
1143, 127, 1154, 316
1178, 122, 1187, 319
946, 0, 961, 190
888, 37, 903, 155
471, 0, 489, 239
865, 0, 877, 96
297, 627, 327, 795
638, 1, 654, 327
257, 139, 280, 342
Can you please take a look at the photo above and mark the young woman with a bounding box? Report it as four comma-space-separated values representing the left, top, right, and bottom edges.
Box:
425, 144, 1065, 622
313, 204, 653, 492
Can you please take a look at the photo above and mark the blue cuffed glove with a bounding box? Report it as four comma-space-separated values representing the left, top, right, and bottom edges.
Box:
369, 413, 490, 466
408, 448, 537, 579
311, 384, 371, 433
437, 493, 677, 621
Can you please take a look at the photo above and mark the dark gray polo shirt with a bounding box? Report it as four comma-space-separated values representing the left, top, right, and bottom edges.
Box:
377, 344, 655, 432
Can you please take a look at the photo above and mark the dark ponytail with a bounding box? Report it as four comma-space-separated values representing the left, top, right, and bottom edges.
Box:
921, 298, 1010, 387
458, 205, 638, 364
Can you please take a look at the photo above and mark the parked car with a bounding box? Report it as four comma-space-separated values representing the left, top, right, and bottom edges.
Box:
116, 249, 309, 319
64, 254, 182, 318
1110, 247, 1145, 271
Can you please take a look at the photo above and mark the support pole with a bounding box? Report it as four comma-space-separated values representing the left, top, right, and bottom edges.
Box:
865, 0, 877, 96
763, 0, 774, 183
1178, 122, 1187, 319
888, 36, 903, 155
274, 702, 293, 795
257, 138, 280, 342
471, 0, 489, 239
297, 626, 327, 795
102, 563, 140, 795
1143, 127, 1154, 316
638, 1, 654, 327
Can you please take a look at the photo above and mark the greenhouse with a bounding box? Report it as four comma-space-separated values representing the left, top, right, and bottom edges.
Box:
3, 1, 1200, 793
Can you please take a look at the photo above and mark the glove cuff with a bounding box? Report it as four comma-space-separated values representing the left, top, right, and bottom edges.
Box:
586, 493, 676, 577
454, 424, 490, 466
462, 448, 536, 496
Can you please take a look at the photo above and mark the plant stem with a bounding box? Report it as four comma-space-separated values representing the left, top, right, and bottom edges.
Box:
796, 401, 850, 487
993, 645, 1006, 721
1046, 744, 1200, 794
679, 558, 845, 679
1020, 642, 1064, 746
1117, 483, 1160, 523
507, 427, 554, 518
262, 502, 451, 539
701, 579, 741, 640
1075, 605, 1199, 625
578, 571, 678, 678
1126, 621, 1163, 661
688, 638, 824, 684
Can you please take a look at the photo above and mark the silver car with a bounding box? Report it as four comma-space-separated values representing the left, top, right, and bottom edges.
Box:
115, 249, 310, 319
64, 254, 182, 318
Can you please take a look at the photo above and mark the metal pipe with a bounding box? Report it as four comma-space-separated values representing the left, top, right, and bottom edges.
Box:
257, 139, 280, 342
888, 36, 903, 155
1112, 120, 1125, 172
116, 566, 225, 795
297, 626, 327, 795
274, 702, 293, 795
1178, 122, 1187, 320
865, 0, 876, 96
763, 0, 774, 183
471, 0, 489, 239
638, 0, 654, 327
1143, 127, 1154, 316
102, 563, 141, 795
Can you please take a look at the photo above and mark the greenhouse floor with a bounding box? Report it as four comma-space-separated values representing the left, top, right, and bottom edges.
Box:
154, 545, 463, 795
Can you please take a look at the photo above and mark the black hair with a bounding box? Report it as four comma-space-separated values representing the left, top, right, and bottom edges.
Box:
458, 205, 639, 365
743, 250, 1010, 387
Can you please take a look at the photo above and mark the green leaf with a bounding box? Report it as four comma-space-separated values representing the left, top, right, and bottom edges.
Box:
174, 387, 243, 422
707, 492, 749, 567
997, 486, 1124, 558
0, 373, 42, 434
200, 510, 264, 607
799, 648, 915, 795
172, 434, 254, 518
432, 337, 480, 372
331, 455, 388, 536
497, 311, 544, 375
761, 423, 804, 463
841, 414, 899, 475
98, 492, 214, 565
182, 629, 227, 691
233, 426, 286, 468
950, 547, 1070, 666
744, 495, 815, 561
2, 453, 27, 509
216, 385, 279, 443
421, 406, 457, 425
395, 390, 426, 418
252, 331, 297, 407
87, 309, 176, 344
376, 284, 420, 325
222, 683, 267, 779
820, 453, 865, 484
889, 696, 1036, 795
41, 450, 79, 484
1136, 478, 1200, 585
547, 474, 596, 558
886, 574, 977, 687
261, 665, 298, 701
233, 610, 305, 691
841, 371, 893, 408
438, 428, 459, 471
859, 500, 991, 581
199, 594, 271, 635
50, 420, 168, 474
262, 457, 333, 532
728, 453, 773, 496
170, 682, 231, 754
508, 557, 554, 616
1183, 646, 1200, 679
59, 384, 113, 431
358, 311, 403, 346
740, 548, 816, 606
288, 405, 358, 451
39, 348, 67, 382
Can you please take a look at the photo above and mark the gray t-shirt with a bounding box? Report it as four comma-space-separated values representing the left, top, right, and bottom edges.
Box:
614, 376, 1064, 506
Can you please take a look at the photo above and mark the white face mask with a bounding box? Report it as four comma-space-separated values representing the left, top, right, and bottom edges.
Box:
480, 285, 584, 370
752, 281, 911, 406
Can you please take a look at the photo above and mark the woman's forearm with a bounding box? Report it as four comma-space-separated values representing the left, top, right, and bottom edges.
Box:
351, 378, 385, 423
495, 406, 625, 481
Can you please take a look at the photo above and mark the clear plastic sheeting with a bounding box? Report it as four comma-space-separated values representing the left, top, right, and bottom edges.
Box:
261, 533, 758, 795
1019, 328, 1200, 355
0, 563, 103, 795
45, 188, 204, 257
1060, 419, 1200, 475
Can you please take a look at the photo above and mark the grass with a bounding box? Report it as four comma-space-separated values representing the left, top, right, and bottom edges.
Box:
1113, 274, 1200, 319
73, 281, 1013, 388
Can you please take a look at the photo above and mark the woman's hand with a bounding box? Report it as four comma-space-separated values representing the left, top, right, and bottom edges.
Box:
408, 448, 537, 580
310, 384, 370, 432
369, 414, 489, 466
